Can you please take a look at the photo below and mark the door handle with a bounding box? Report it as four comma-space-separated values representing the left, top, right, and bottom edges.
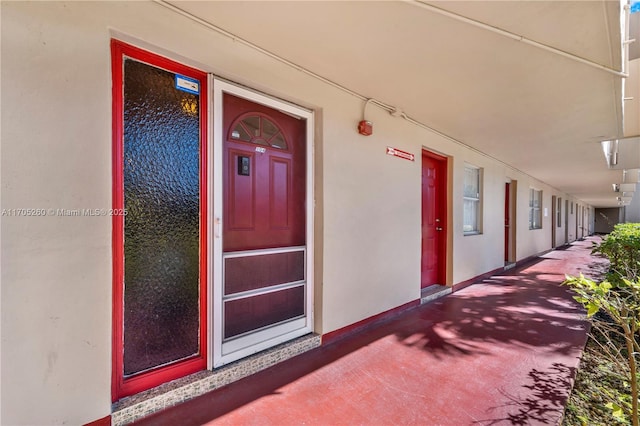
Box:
436, 227, 443, 231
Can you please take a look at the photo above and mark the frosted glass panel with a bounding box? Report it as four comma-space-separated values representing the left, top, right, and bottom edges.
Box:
123, 59, 201, 376
463, 199, 478, 232
464, 167, 479, 198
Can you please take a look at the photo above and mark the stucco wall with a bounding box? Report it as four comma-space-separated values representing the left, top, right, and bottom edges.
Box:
624, 58, 639, 138
1, 3, 114, 425
1, 2, 593, 424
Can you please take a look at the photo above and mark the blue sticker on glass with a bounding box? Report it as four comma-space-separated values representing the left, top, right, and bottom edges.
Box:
175, 75, 200, 95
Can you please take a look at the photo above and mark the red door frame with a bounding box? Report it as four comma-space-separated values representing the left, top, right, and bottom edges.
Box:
421, 150, 448, 287
111, 40, 208, 401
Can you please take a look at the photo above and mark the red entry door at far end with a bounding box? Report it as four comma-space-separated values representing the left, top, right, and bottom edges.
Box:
421, 151, 447, 287
505, 182, 511, 262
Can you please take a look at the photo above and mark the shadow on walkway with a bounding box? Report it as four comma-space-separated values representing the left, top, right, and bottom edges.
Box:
133, 237, 607, 426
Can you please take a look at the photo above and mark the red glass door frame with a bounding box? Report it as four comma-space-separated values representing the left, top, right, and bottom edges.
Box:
111, 40, 208, 401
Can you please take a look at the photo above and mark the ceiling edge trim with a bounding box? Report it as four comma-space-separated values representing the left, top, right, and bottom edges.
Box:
406, 0, 628, 78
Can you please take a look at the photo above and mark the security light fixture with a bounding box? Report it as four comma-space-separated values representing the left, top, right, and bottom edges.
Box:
602, 140, 619, 167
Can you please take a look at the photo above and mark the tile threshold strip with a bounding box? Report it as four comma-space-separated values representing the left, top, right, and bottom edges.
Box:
420, 286, 452, 304
112, 334, 321, 426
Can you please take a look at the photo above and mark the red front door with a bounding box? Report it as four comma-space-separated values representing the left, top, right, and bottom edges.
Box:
421, 150, 447, 287
220, 93, 307, 356
505, 182, 510, 262
223, 93, 306, 252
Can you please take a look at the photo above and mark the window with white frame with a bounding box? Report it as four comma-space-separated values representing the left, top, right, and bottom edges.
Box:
529, 188, 542, 229
463, 165, 482, 234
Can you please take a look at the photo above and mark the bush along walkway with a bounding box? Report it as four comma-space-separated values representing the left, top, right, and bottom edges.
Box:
565, 224, 640, 426
563, 328, 631, 425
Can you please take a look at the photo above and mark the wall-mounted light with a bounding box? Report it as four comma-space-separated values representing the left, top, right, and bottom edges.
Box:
601, 140, 619, 167
615, 196, 633, 202
613, 183, 620, 192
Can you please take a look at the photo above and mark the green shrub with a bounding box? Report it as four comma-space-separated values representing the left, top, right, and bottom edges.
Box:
564, 275, 640, 426
565, 223, 640, 426
593, 223, 640, 285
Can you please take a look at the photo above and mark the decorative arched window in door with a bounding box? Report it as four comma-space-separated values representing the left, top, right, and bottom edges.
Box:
228, 113, 288, 150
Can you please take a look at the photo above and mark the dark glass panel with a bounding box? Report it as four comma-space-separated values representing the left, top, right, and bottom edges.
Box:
224, 251, 304, 295
262, 117, 278, 140
224, 286, 305, 339
123, 59, 200, 376
231, 124, 251, 142
270, 133, 287, 149
242, 116, 260, 138
230, 114, 288, 150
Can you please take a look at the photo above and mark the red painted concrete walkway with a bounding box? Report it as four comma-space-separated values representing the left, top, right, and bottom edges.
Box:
134, 237, 607, 426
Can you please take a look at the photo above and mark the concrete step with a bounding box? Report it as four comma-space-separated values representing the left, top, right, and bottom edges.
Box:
420, 285, 452, 304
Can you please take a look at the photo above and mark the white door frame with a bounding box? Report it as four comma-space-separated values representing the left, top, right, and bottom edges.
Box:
209, 78, 314, 368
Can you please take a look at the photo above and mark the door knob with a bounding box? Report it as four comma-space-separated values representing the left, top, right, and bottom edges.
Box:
436, 227, 443, 231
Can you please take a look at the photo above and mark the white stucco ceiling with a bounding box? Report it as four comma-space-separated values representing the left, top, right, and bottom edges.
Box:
168, 0, 638, 208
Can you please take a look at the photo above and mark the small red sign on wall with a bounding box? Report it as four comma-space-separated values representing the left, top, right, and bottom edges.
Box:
386, 147, 415, 161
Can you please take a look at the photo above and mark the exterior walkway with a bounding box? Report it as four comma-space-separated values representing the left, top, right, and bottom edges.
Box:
133, 237, 607, 426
